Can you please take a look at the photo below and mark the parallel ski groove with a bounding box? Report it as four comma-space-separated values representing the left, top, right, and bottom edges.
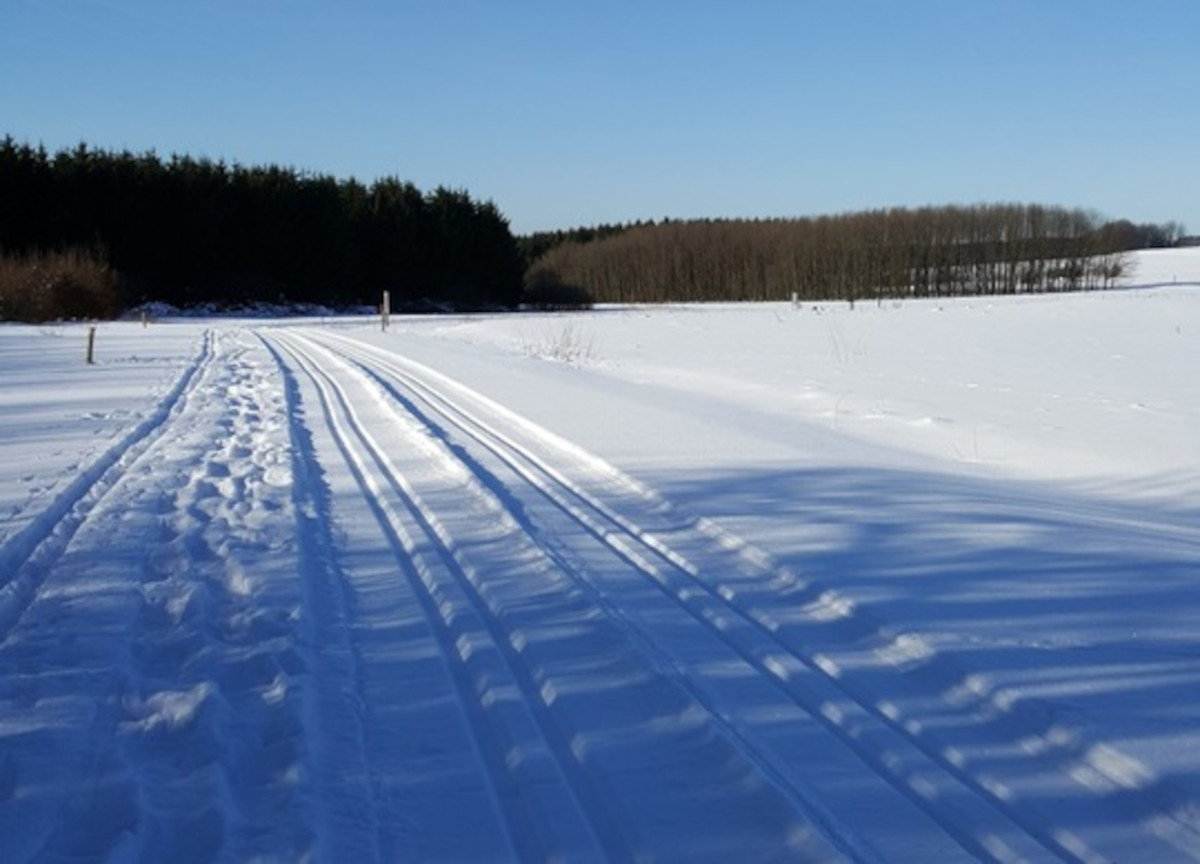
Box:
308, 328, 1193, 864
297, 334, 914, 860
306, 331, 1049, 863
270, 333, 618, 863
261, 335, 383, 862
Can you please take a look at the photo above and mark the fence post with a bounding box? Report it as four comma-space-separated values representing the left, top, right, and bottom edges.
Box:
86, 326, 97, 365
382, 290, 390, 332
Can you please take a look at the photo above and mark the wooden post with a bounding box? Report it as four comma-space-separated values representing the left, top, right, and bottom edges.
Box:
381, 290, 391, 332
86, 326, 96, 365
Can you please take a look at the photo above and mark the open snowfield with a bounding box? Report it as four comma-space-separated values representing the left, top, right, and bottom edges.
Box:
2, 248, 1199, 862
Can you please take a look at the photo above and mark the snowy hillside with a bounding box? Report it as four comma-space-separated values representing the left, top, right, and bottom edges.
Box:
1, 249, 1198, 861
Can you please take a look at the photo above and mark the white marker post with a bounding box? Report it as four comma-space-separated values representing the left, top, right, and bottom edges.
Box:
382, 290, 390, 332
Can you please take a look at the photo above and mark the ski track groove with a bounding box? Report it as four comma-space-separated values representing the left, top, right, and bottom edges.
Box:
289, 333, 887, 862
279, 330, 980, 861
303, 326, 1199, 864
0, 330, 214, 641
273, 330, 852, 862
302, 331, 1032, 862
270, 332, 621, 863
261, 334, 384, 863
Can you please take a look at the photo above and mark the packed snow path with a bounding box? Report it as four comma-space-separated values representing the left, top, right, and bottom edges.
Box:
2, 315, 1198, 862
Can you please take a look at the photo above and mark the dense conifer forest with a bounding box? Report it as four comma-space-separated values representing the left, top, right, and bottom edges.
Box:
0, 138, 523, 319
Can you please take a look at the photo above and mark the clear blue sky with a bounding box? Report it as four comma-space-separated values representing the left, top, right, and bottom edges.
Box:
3, 0, 1197, 235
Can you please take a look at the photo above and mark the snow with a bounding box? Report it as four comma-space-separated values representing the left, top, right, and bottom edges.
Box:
1, 248, 1199, 861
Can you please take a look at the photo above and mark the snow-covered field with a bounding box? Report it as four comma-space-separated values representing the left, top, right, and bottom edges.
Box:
2, 248, 1198, 862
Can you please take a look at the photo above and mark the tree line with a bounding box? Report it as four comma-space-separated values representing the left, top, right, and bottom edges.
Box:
526, 205, 1177, 305
3, 136, 1187, 320
0, 137, 523, 314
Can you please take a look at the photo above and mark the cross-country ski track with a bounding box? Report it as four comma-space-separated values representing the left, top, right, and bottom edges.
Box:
3, 296, 1199, 861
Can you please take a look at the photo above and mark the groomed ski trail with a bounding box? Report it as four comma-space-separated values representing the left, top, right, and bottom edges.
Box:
267, 329, 842, 863
267, 325, 1200, 864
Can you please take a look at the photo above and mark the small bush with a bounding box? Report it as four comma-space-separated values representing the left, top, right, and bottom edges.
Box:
0, 248, 123, 322
521, 322, 597, 364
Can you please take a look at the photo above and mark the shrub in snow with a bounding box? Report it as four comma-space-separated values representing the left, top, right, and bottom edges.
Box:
0, 248, 121, 322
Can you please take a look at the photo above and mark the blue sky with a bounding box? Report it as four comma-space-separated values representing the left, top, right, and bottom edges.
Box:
2, 0, 1197, 235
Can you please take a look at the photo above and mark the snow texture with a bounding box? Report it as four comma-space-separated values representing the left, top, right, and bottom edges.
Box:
1, 249, 1199, 861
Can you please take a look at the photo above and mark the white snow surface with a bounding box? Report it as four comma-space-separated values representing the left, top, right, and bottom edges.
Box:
2, 249, 1199, 862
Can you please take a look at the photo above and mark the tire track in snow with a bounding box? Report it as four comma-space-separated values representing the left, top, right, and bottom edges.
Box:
270, 330, 842, 863
0, 330, 213, 640
306, 327, 1200, 864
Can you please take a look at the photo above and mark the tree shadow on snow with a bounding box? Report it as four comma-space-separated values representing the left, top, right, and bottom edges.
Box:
646, 462, 1200, 831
